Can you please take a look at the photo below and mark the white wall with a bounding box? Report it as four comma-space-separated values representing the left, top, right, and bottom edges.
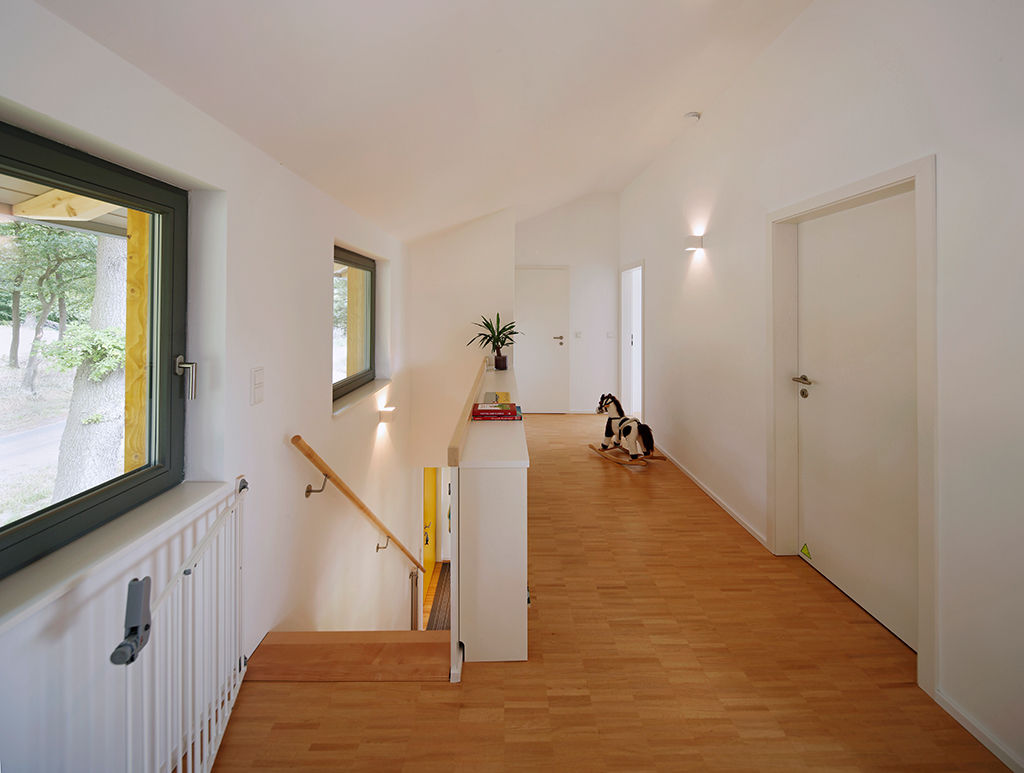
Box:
0, 1, 418, 768
619, 0, 1024, 765
405, 209, 516, 467
516, 193, 619, 412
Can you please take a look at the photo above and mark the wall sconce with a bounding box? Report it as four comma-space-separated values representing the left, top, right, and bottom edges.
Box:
683, 235, 704, 252
379, 406, 397, 423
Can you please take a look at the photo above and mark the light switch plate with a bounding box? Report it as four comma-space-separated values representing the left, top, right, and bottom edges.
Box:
250, 367, 264, 405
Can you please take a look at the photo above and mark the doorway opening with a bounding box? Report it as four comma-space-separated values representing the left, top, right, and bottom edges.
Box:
768, 157, 937, 693
620, 265, 643, 418
422, 466, 451, 630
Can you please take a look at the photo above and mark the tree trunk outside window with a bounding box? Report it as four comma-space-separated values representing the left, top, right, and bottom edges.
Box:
8, 286, 20, 367
52, 235, 127, 504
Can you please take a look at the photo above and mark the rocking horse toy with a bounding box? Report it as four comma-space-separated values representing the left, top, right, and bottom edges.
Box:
589, 393, 666, 467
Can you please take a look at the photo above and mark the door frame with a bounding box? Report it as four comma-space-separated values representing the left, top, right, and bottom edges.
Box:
619, 261, 645, 419
766, 156, 937, 694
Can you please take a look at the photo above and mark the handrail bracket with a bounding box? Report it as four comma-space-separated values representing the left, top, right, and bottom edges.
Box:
305, 473, 328, 498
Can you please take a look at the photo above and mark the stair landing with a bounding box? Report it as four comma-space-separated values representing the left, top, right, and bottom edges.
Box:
245, 630, 450, 682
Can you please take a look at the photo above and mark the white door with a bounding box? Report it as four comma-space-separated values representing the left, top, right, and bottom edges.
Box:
515, 268, 569, 413
620, 267, 643, 417
797, 190, 918, 648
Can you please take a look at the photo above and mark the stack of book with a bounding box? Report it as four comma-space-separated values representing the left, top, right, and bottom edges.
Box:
471, 402, 523, 421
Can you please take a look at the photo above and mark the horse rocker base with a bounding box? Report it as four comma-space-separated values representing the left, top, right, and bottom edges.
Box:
588, 443, 666, 467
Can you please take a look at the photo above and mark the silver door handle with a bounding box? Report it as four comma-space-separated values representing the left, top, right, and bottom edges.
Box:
791, 374, 812, 385
552, 336, 564, 340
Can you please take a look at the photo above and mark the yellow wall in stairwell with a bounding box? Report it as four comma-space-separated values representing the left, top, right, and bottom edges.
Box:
422, 468, 437, 605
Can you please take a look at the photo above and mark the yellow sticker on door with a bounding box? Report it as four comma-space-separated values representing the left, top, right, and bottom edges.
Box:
800, 543, 812, 560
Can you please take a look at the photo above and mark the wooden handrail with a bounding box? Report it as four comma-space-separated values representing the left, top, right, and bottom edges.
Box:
447, 357, 487, 467
291, 435, 426, 573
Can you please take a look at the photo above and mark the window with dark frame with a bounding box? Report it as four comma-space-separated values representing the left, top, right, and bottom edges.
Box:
332, 246, 376, 400
0, 121, 188, 580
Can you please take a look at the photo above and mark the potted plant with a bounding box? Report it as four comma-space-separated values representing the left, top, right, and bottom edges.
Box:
467, 312, 520, 371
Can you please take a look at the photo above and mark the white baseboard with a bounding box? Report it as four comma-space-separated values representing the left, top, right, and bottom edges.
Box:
659, 447, 769, 549
934, 689, 1023, 771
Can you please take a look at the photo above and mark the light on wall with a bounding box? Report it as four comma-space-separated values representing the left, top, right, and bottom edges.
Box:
379, 406, 397, 423
683, 235, 704, 252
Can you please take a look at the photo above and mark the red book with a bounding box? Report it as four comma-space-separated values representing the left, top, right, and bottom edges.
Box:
472, 405, 523, 421
472, 402, 517, 417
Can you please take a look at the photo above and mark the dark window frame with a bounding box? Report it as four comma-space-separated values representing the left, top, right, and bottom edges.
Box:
0, 121, 188, 580
332, 246, 376, 401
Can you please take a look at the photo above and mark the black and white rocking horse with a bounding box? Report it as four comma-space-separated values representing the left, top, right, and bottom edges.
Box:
590, 393, 664, 466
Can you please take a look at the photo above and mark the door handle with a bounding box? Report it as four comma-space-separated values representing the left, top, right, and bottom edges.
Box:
552, 336, 564, 340
791, 374, 812, 385
175, 355, 198, 400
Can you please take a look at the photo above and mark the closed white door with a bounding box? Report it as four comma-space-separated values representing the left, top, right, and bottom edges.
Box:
620, 267, 643, 417
797, 190, 918, 648
515, 268, 569, 413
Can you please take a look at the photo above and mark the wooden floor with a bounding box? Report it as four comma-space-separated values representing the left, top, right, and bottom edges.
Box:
244, 630, 450, 682
214, 414, 1003, 772
423, 560, 447, 629
426, 562, 451, 631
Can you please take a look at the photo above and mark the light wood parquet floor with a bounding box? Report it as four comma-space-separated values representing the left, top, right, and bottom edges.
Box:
213, 414, 1003, 772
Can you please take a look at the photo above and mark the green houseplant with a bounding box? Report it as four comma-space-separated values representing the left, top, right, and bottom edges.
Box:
467, 312, 520, 371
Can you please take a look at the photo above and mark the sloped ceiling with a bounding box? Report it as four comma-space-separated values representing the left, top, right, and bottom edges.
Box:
37, 0, 811, 239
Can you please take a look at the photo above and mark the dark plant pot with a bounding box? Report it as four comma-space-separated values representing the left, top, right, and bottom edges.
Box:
494, 354, 508, 371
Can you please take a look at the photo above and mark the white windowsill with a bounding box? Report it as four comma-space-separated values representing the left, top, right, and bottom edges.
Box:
332, 378, 392, 417
0, 480, 232, 635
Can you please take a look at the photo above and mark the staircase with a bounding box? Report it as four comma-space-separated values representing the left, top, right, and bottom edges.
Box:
276, 437, 450, 683
245, 630, 450, 682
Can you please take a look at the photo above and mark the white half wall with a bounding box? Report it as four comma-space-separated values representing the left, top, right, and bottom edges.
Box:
405, 209, 516, 467
619, 0, 1024, 765
516, 193, 619, 412
0, 2, 418, 769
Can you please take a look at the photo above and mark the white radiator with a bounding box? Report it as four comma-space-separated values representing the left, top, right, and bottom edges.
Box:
121, 483, 247, 773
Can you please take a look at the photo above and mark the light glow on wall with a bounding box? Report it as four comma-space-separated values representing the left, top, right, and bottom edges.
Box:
684, 222, 707, 261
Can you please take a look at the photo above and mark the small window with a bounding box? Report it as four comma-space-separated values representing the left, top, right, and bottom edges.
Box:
332, 247, 375, 400
0, 121, 187, 579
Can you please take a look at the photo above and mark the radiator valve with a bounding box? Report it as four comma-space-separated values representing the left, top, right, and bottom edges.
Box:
110, 576, 152, 665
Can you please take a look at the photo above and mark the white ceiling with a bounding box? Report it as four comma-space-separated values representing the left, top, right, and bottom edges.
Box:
37, 0, 811, 239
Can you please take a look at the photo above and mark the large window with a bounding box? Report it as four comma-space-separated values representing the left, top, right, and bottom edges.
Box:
0, 121, 187, 579
332, 247, 375, 400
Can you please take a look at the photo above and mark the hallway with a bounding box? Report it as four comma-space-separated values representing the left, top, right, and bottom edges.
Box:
214, 414, 1001, 771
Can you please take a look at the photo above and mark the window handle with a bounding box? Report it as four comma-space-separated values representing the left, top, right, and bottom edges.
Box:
175, 355, 198, 400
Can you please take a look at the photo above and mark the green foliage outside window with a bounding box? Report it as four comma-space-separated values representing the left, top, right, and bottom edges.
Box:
41, 324, 126, 381
333, 271, 348, 334
0, 221, 97, 324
